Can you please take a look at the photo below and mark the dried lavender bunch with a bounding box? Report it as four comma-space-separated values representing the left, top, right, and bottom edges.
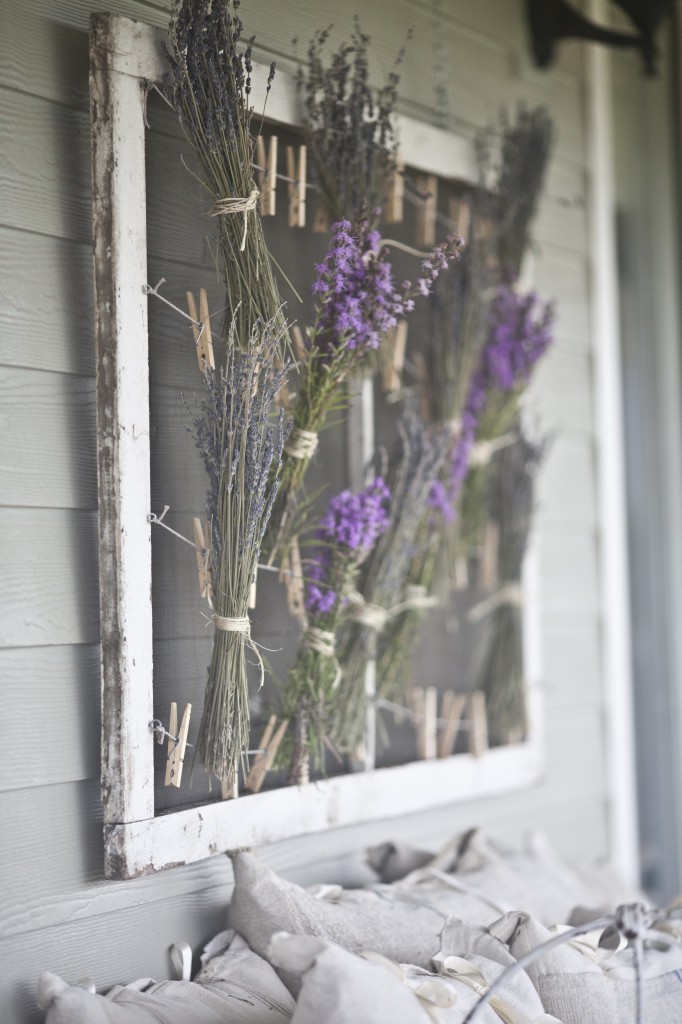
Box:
489, 106, 554, 280
300, 20, 406, 225
166, 0, 286, 343
269, 215, 460, 559
474, 428, 545, 746
378, 284, 555, 699
187, 315, 290, 784
334, 406, 452, 755
282, 480, 391, 783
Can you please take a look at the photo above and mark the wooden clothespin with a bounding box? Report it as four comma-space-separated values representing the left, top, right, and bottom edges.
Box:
245, 717, 289, 793
221, 768, 239, 800
384, 155, 405, 225
313, 198, 331, 234
290, 324, 308, 364
448, 195, 471, 242
186, 288, 215, 371
193, 517, 212, 603
413, 687, 437, 759
165, 701, 192, 787
454, 555, 469, 592
468, 690, 488, 758
255, 134, 278, 216
415, 174, 438, 249
438, 690, 467, 758
286, 144, 307, 228
279, 536, 306, 626
478, 520, 500, 591
382, 319, 408, 395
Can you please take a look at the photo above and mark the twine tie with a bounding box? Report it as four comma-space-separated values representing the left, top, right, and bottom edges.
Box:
210, 188, 260, 251
284, 427, 319, 460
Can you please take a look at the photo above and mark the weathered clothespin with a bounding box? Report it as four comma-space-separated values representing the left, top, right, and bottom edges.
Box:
448, 195, 471, 242
186, 288, 215, 371
468, 690, 488, 758
413, 686, 437, 759
279, 536, 306, 626
245, 717, 289, 793
192, 517, 212, 603
248, 567, 257, 610
165, 701, 192, 787
255, 134, 278, 216
221, 768, 239, 801
415, 174, 438, 249
382, 319, 408, 395
384, 155, 405, 225
286, 144, 307, 228
438, 690, 466, 758
478, 520, 500, 590
290, 324, 308, 363
454, 555, 469, 592
313, 198, 332, 234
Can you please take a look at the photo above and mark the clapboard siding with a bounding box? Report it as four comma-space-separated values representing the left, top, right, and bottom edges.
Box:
0, 369, 96, 509
0, 695, 605, 941
0, 0, 614, 1020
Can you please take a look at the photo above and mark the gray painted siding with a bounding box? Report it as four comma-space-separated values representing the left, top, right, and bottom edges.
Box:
0, 1, 608, 1021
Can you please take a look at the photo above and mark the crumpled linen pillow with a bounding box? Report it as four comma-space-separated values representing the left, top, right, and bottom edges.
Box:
228, 850, 450, 976
397, 829, 603, 927
490, 909, 682, 1024
38, 932, 294, 1024
267, 932, 502, 1024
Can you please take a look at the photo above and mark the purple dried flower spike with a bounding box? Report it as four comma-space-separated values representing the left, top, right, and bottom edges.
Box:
306, 478, 391, 616
429, 284, 555, 518
311, 215, 459, 356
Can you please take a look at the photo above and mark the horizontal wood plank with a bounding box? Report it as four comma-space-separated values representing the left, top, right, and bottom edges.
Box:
0, 368, 96, 509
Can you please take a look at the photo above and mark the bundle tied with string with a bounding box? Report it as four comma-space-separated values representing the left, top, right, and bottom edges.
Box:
186, 315, 290, 785
471, 428, 545, 747
280, 479, 391, 785
166, 0, 287, 347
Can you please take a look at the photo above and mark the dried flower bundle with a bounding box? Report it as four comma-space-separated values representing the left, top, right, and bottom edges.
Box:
300, 20, 405, 224
474, 428, 545, 745
378, 284, 555, 700
270, 216, 460, 557
186, 315, 290, 783
166, 0, 286, 342
334, 407, 452, 755
283, 480, 391, 783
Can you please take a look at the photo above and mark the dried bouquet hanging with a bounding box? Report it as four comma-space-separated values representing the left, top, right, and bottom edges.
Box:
378, 283, 555, 700
300, 19, 405, 225
186, 315, 290, 785
471, 427, 546, 746
270, 216, 460, 558
283, 479, 391, 784
333, 407, 453, 756
166, 0, 287, 342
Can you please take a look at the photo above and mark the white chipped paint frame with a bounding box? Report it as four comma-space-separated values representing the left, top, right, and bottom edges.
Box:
90, 13, 545, 880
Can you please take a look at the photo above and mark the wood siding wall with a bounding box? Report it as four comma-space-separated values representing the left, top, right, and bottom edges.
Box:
0, 1, 607, 1020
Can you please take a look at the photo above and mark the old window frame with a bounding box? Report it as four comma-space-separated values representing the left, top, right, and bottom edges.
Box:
91, 13, 545, 880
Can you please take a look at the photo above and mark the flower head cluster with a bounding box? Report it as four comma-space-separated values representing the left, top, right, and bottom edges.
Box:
428, 285, 554, 521
311, 217, 460, 355
482, 285, 555, 390
306, 479, 391, 616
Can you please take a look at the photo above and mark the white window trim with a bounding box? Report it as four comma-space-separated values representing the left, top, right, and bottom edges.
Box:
91, 13, 544, 880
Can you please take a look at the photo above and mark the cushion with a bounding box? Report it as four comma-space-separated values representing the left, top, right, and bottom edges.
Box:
228, 850, 450, 978
267, 932, 501, 1024
38, 932, 294, 1024
490, 909, 682, 1024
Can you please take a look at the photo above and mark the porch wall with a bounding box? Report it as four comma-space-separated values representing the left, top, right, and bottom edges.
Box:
0, 1, 608, 1020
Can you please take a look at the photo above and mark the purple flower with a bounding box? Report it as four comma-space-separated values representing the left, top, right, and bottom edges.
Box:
305, 478, 391, 616
310, 217, 461, 357
430, 285, 554, 525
